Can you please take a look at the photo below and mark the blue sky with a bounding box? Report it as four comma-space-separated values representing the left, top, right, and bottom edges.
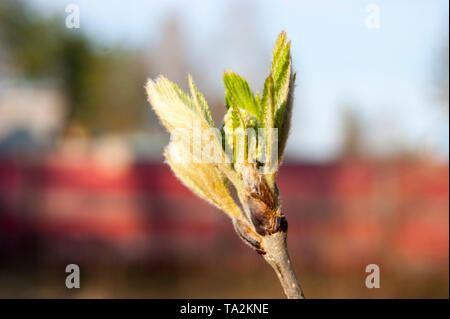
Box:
29, 0, 449, 160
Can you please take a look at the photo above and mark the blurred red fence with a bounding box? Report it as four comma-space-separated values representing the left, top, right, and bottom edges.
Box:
0, 157, 448, 273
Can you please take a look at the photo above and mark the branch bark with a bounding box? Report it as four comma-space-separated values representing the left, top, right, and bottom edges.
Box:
261, 231, 305, 299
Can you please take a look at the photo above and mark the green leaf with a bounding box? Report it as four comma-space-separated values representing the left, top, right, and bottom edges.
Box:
275, 73, 295, 162
223, 107, 237, 145
270, 31, 293, 163
146, 76, 197, 132
259, 75, 276, 188
222, 107, 240, 168
168, 80, 196, 111
260, 75, 275, 130
255, 91, 261, 106
272, 31, 287, 71
219, 31, 295, 175
222, 102, 258, 173
223, 71, 259, 119
272, 33, 291, 114
164, 141, 245, 220
188, 74, 214, 127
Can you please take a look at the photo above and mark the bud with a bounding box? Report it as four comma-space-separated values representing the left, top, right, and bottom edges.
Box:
241, 163, 287, 236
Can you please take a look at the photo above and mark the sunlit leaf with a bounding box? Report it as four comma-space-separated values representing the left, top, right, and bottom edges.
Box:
165, 141, 244, 220
223, 71, 259, 119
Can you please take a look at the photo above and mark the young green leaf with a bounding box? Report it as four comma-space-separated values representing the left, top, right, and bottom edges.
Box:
272, 31, 292, 114
272, 31, 287, 71
275, 73, 295, 163
222, 107, 241, 164
146, 76, 197, 132
259, 75, 276, 187
188, 74, 214, 127
260, 75, 275, 130
223, 71, 259, 119
165, 141, 245, 220
270, 31, 294, 163
147, 76, 240, 187
223, 106, 257, 174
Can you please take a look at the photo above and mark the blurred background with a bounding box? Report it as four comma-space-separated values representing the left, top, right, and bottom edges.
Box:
0, 0, 448, 298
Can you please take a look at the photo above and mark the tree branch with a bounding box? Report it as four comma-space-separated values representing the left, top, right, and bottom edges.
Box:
262, 231, 305, 299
